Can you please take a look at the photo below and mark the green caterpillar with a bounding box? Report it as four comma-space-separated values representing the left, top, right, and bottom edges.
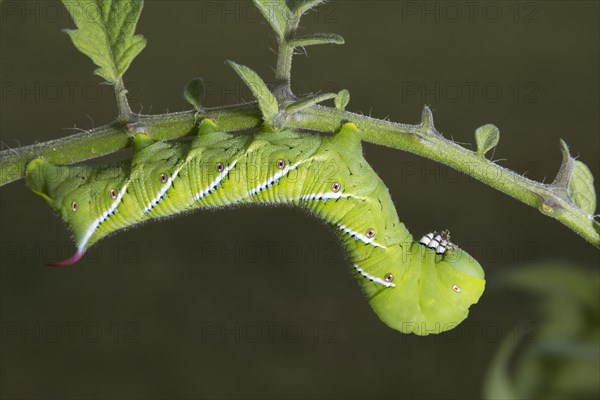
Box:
26, 120, 485, 335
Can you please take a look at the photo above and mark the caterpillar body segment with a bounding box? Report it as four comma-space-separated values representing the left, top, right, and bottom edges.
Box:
26, 121, 485, 335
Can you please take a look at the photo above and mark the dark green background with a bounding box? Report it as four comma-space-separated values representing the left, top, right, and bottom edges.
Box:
1, 1, 598, 399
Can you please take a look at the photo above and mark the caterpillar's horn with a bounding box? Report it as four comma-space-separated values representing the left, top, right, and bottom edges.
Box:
46, 250, 86, 267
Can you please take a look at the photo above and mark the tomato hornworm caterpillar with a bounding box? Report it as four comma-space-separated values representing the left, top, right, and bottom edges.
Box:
26, 120, 485, 335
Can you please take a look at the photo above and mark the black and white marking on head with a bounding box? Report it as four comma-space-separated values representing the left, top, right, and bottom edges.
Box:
419, 230, 454, 254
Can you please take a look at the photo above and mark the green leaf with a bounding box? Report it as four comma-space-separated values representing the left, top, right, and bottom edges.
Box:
555, 140, 597, 215
475, 124, 500, 157
227, 61, 279, 127
62, 0, 146, 85
289, 33, 345, 48
486, 264, 600, 399
183, 78, 205, 110
335, 89, 350, 111
288, 0, 327, 16
482, 326, 520, 400
285, 93, 336, 115
570, 161, 597, 215
252, 0, 290, 40
500, 264, 599, 309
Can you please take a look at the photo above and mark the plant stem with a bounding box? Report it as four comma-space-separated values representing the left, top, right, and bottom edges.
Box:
1, 103, 598, 247
0, 105, 260, 188
288, 106, 600, 248
115, 79, 134, 122
274, 14, 301, 100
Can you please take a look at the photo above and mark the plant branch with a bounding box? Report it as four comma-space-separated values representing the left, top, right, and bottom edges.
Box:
274, 14, 301, 100
114, 79, 134, 122
1, 103, 598, 248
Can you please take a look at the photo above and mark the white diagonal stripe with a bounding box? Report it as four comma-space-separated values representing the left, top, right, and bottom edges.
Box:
353, 264, 395, 288
194, 160, 238, 202
247, 160, 303, 196
78, 184, 128, 251
143, 168, 181, 214
337, 223, 387, 249
298, 192, 364, 202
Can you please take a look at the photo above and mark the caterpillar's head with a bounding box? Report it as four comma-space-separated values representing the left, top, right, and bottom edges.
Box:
26, 158, 128, 266
358, 231, 486, 335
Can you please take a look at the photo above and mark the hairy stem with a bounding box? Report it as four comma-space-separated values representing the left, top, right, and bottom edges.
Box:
1, 103, 598, 247
114, 79, 134, 122
274, 14, 301, 101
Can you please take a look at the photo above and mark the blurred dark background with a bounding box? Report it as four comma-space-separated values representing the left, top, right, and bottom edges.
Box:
1, 1, 598, 399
